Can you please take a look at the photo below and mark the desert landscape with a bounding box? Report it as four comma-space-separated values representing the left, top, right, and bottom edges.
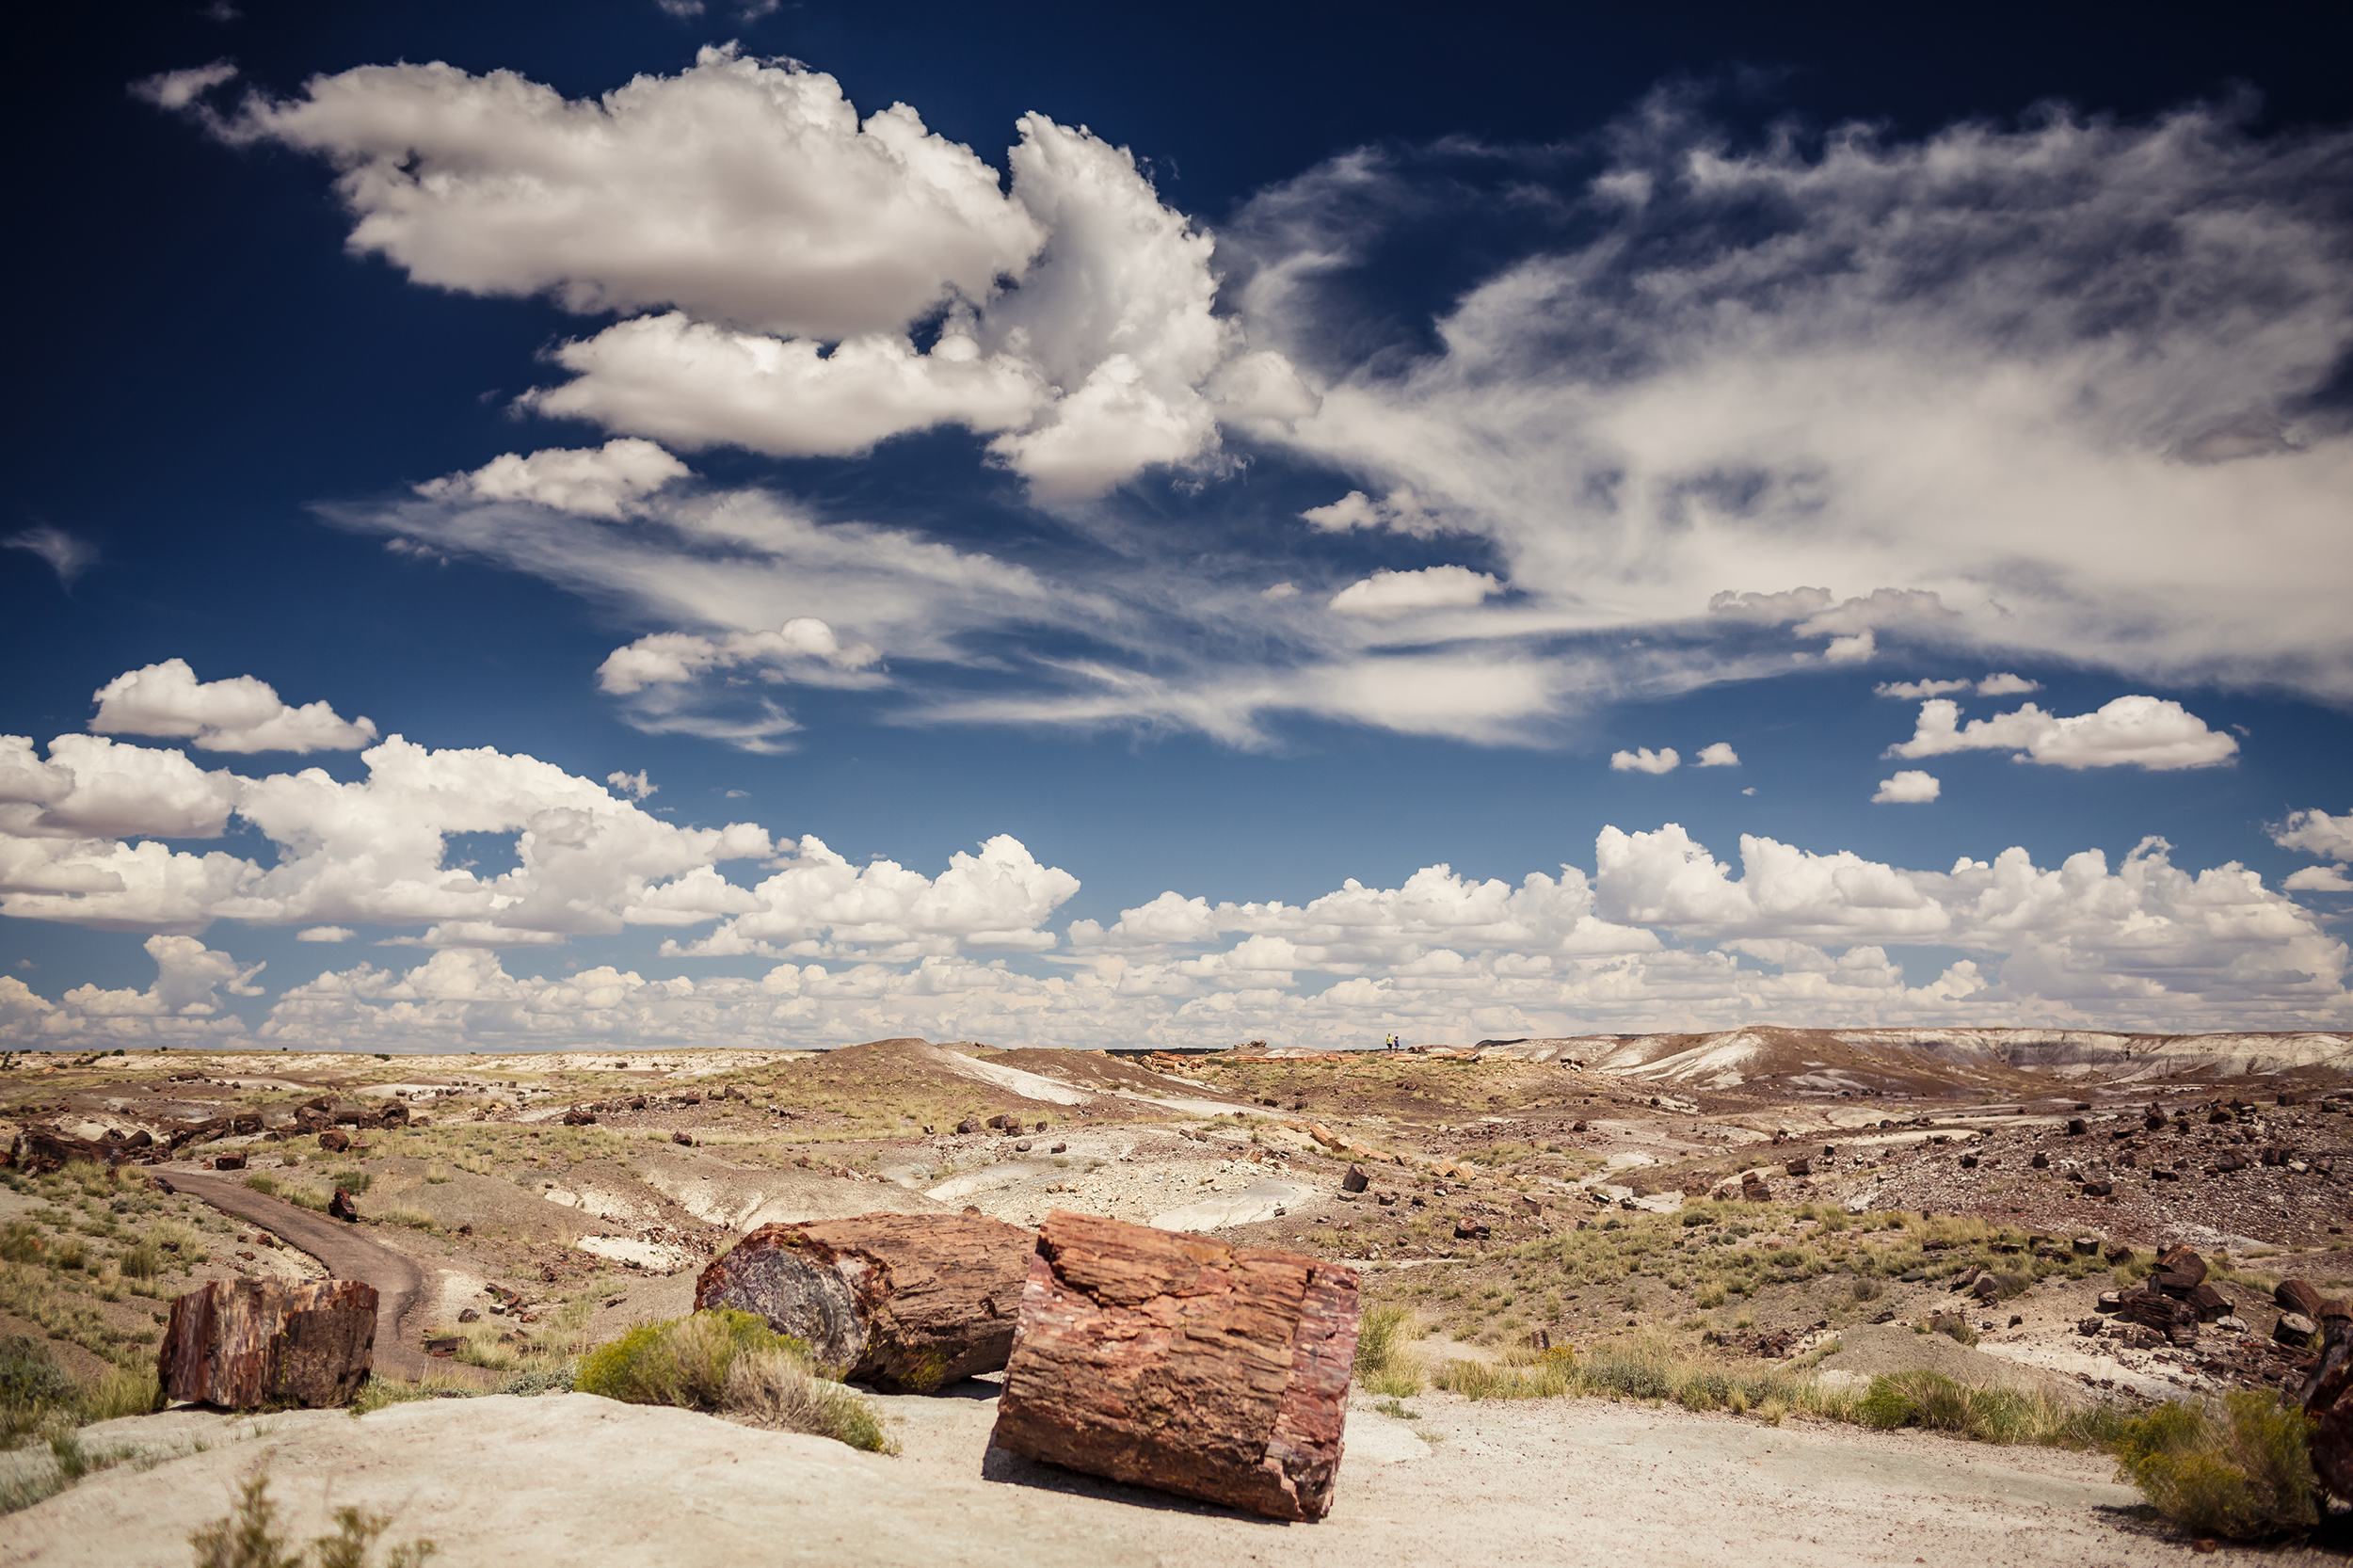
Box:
0, 1027, 2346, 1564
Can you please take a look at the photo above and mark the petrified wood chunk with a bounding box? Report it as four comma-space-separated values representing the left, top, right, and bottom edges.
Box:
2279, 1279, 2333, 1320
2301, 1313, 2353, 1502
2153, 1244, 2207, 1295
696, 1212, 1034, 1393
158, 1279, 376, 1409
6, 1124, 119, 1174
989, 1210, 1360, 1523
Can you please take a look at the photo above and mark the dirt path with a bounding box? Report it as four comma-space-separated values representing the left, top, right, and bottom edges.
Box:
163, 1171, 451, 1384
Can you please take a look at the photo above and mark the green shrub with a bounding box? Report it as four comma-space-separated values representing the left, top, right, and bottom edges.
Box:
573, 1310, 890, 1453
2113, 1393, 2319, 1540
118, 1240, 162, 1281
1856, 1370, 2124, 1449
242, 1175, 280, 1198
328, 1171, 373, 1197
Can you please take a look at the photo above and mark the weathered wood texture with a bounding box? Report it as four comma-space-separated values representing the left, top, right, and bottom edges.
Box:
2302, 1312, 2353, 1502
988, 1210, 1359, 1523
696, 1212, 1034, 1394
158, 1279, 377, 1409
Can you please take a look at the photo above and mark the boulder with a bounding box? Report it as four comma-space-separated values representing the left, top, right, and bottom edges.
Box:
157, 1279, 376, 1409
696, 1212, 1035, 1394
990, 1211, 1359, 1523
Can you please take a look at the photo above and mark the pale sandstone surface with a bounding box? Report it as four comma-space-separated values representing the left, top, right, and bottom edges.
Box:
0, 1384, 2282, 1568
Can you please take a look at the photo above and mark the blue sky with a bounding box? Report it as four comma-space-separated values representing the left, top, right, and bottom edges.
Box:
6, 0, 2352, 1051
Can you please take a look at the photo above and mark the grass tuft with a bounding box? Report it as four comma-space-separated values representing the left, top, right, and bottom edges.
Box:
1353, 1304, 1423, 1398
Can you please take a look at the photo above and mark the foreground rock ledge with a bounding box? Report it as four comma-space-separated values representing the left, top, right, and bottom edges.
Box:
989, 1210, 1359, 1523
158, 1278, 377, 1410
696, 1212, 1034, 1394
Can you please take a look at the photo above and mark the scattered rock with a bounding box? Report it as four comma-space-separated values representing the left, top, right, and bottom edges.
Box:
1341, 1165, 1370, 1194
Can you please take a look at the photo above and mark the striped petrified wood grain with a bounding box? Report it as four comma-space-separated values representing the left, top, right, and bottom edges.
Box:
158, 1278, 377, 1409
988, 1210, 1359, 1522
696, 1212, 1036, 1393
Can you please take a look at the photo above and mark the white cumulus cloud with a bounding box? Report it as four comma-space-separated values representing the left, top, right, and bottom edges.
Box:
1610, 746, 1679, 775
1873, 770, 1942, 804
89, 659, 376, 754
1695, 742, 1739, 767
1889, 695, 2238, 770
1328, 566, 1501, 617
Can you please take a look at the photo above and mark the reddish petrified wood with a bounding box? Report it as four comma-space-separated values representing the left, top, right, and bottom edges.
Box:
158, 1279, 377, 1409
988, 1210, 1359, 1523
696, 1212, 1034, 1393
5, 1125, 118, 1174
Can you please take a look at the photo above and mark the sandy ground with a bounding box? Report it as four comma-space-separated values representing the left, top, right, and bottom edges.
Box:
4, 1382, 2319, 1568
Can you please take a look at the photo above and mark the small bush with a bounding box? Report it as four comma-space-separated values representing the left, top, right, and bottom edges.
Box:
1856, 1370, 2123, 1448
328, 1171, 373, 1197
0, 1224, 42, 1265
575, 1311, 888, 1453
242, 1175, 280, 1199
118, 1240, 162, 1281
188, 1467, 437, 1568
1928, 1314, 1979, 1348
2114, 1393, 2319, 1541
0, 1336, 77, 1447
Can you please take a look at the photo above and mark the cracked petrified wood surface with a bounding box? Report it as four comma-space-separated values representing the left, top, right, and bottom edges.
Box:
989, 1209, 1358, 1522
696, 1212, 1035, 1393
157, 1278, 377, 1410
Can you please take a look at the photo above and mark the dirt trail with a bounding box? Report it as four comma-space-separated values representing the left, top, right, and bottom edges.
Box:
164, 1171, 455, 1384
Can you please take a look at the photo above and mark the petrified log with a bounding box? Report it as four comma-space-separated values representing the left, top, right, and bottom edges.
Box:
158, 1279, 376, 1409
989, 1211, 1360, 1523
2300, 1313, 2353, 1502
328, 1188, 360, 1223
6, 1124, 118, 1174
1784, 1158, 1811, 1177
696, 1212, 1034, 1393
2120, 1290, 2191, 1332
317, 1129, 351, 1153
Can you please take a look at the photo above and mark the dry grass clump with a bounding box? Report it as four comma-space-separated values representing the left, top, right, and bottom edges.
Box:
2112, 1392, 2319, 1540
1857, 1369, 2124, 1449
573, 1309, 891, 1453
188, 1467, 437, 1568
1353, 1304, 1424, 1398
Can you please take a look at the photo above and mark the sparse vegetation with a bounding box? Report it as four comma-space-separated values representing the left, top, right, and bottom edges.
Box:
573, 1310, 891, 1453
1353, 1304, 1423, 1397
2112, 1392, 2320, 1541
188, 1467, 438, 1568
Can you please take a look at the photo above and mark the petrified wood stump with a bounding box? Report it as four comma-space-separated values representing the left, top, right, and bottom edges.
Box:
696, 1212, 1034, 1393
988, 1210, 1359, 1523
158, 1279, 376, 1409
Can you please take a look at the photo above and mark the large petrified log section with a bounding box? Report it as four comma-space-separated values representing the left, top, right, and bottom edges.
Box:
2300, 1303, 2353, 1502
695, 1212, 1034, 1393
988, 1210, 1359, 1523
158, 1278, 377, 1409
